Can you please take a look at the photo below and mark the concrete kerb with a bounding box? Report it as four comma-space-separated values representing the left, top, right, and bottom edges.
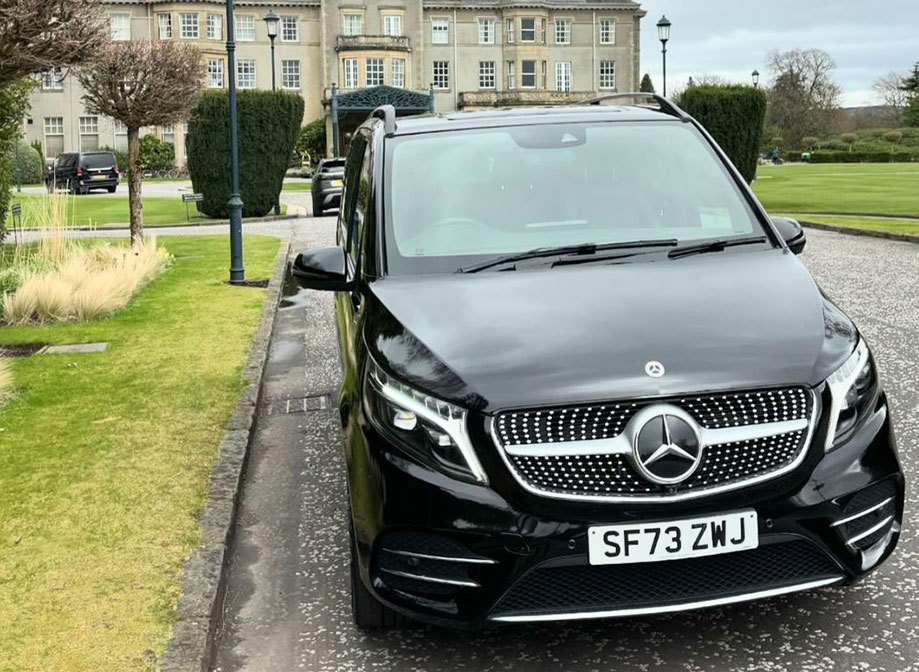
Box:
157, 242, 291, 672
799, 220, 919, 245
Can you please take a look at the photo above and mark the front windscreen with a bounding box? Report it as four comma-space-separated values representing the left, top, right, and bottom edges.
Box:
384, 121, 767, 275
81, 153, 116, 169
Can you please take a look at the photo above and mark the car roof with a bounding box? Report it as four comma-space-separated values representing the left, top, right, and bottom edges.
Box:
382, 104, 686, 137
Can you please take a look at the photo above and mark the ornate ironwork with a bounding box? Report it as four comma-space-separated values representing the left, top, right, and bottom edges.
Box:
337, 85, 433, 112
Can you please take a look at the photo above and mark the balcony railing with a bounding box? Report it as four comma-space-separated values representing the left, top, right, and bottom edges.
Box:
458, 90, 600, 109
336, 35, 411, 52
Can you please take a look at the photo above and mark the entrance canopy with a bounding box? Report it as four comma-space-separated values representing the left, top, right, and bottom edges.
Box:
330, 84, 435, 155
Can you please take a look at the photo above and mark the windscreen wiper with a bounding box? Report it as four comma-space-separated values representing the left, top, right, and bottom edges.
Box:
667, 236, 768, 260
457, 240, 678, 274
552, 239, 679, 268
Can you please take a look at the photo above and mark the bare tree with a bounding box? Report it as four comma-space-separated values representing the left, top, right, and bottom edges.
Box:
765, 48, 842, 146
873, 72, 909, 109
76, 41, 203, 245
0, 0, 106, 87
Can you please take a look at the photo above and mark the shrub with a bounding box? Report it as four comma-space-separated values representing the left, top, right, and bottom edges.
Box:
296, 118, 326, 167
9, 139, 43, 184
810, 149, 919, 163
187, 90, 304, 218
801, 136, 819, 149
0, 80, 33, 244
883, 130, 903, 143
31, 140, 45, 168
139, 134, 175, 173
677, 85, 767, 183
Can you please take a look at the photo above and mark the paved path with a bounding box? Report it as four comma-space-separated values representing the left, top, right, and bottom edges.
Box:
209, 226, 918, 672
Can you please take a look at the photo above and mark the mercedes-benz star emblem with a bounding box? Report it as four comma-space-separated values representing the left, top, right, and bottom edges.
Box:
645, 361, 665, 378
631, 406, 703, 485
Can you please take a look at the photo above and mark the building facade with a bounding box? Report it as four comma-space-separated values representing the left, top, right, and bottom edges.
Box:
24, 0, 644, 165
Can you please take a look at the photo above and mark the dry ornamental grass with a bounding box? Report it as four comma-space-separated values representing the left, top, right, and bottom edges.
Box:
1, 195, 170, 325
0, 357, 12, 400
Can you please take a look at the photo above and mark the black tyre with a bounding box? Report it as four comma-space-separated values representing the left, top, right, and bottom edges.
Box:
349, 521, 406, 630
107, 186, 117, 193
313, 198, 324, 217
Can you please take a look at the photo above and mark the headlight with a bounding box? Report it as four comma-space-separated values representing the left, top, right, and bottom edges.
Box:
364, 356, 488, 484
825, 339, 878, 450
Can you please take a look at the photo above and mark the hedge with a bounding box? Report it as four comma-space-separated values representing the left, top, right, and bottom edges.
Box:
9, 139, 44, 185
676, 85, 767, 183
0, 80, 32, 243
186, 90, 304, 218
810, 150, 919, 163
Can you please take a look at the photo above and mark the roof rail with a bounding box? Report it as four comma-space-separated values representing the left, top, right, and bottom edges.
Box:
370, 104, 398, 136
581, 92, 688, 120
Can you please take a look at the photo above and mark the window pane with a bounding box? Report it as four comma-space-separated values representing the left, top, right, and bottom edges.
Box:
158, 14, 172, 39
366, 58, 384, 87
344, 59, 359, 88
521, 60, 536, 87
180, 13, 199, 39
600, 60, 616, 89
343, 14, 362, 36
478, 61, 495, 89
478, 18, 494, 44
207, 58, 224, 88
392, 58, 405, 87
281, 16, 298, 41
520, 18, 535, 41
110, 14, 130, 41
236, 15, 255, 41
432, 18, 449, 44
555, 19, 570, 44
600, 19, 615, 44
282, 60, 301, 89
383, 15, 402, 36
237, 59, 256, 89
555, 62, 571, 92
207, 14, 222, 40
433, 61, 450, 89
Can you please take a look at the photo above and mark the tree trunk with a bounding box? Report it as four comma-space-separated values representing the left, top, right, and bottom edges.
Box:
127, 127, 143, 246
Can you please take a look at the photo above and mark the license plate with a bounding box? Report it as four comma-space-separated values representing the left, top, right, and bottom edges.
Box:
587, 510, 758, 565
332, 179, 342, 187
91, 175, 107, 180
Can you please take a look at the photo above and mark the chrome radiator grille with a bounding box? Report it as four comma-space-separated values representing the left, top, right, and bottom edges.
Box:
494, 388, 814, 501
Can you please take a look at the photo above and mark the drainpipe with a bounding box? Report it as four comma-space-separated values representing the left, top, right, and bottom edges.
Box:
331, 84, 340, 157
453, 9, 458, 110
592, 11, 597, 93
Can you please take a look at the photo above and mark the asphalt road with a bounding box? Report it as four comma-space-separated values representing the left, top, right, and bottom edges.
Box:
207, 222, 917, 672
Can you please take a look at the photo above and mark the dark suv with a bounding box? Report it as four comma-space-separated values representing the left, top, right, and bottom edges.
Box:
48, 151, 120, 194
292, 94, 904, 630
310, 157, 345, 216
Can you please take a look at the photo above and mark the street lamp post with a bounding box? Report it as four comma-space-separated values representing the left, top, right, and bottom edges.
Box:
226, 0, 245, 284
752, 69, 760, 88
263, 10, 280, 91
657, 15, 671, 97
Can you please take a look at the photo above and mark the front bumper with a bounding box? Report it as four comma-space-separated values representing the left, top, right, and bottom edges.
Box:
347, 395, 904, 628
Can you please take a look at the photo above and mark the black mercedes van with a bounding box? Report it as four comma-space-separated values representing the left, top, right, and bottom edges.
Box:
292, 94, 904, 629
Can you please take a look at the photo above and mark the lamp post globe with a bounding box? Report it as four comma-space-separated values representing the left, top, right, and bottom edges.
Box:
752, 69, 760, 88
656, 15, 672, 96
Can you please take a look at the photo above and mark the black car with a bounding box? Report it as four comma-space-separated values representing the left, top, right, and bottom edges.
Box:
292, 95, 904, 630
48, 151, 120, 194
310, 157, 345, 216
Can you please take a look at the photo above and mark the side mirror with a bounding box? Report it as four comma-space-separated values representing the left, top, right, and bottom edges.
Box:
771, 217, 806, 255
291, 246, 353, 291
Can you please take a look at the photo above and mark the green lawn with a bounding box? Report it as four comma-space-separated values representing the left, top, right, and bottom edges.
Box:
789, 214, 919, 236
0, 235, 281, 671
753, 162, 919, 217
282, 180, 311, 191
10, 194, 287, 229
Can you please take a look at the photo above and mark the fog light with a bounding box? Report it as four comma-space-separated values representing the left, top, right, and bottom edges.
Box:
393, 410, 417, 431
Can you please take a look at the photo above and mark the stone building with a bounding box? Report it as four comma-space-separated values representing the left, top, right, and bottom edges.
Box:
23, 0, 644, 164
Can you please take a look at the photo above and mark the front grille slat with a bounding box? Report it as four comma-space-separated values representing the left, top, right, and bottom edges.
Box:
491, 539, 840, 618
495, 387, 813, 500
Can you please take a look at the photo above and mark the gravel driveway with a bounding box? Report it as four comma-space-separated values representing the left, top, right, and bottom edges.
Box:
202, 224, 917, 672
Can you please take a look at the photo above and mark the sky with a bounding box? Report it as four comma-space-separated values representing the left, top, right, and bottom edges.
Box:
637, 0, 917, 106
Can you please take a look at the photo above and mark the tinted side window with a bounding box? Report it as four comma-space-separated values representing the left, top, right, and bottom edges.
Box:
338, 136, 367, 259
352, 140, 373, 267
